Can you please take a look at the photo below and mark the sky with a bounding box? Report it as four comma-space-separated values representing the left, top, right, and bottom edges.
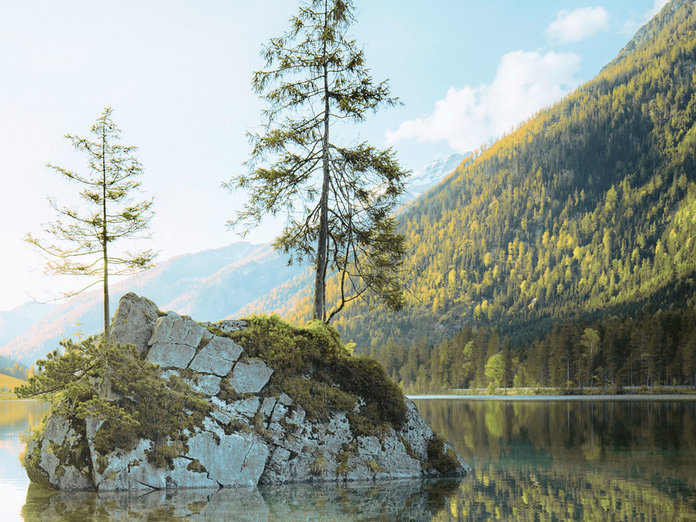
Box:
0, 0, 668, 312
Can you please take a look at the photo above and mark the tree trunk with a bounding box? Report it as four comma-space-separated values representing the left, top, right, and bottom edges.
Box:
313, 2, 330, 322
102, 131, 110, 340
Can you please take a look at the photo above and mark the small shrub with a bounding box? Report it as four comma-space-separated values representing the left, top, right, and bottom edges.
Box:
186, 459, 207, 473
17, 337, 211, 472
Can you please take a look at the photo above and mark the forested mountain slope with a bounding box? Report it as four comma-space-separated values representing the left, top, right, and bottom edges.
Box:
252, 0, 696, 360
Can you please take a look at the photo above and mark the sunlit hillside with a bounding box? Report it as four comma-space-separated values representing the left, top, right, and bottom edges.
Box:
243, 0, 696, 359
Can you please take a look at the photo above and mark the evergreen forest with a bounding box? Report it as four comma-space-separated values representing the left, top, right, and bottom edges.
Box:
248, 0, 696, 392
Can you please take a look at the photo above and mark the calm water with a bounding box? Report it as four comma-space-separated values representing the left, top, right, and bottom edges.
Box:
1, 398, 695, 520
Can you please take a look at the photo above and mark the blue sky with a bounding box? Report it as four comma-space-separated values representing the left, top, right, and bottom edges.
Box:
0, 0, 667, 311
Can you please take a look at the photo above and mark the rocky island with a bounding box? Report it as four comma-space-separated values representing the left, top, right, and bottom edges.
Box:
21, 293, 470, 490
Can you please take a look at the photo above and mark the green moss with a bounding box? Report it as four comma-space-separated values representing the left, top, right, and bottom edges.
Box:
216, 378, 257, 404
222, 315, 407, 433
146, 440, 186, 470
20, 425, 52, 488
95, 455, 108, 474
336, 440, 357, 476
426, 434, 460, 475
281, 376, 356, 420
310, 453, 327, 476
399, 437, 419, 461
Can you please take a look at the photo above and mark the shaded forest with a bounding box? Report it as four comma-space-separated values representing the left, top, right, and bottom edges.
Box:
366, 307, 696, 393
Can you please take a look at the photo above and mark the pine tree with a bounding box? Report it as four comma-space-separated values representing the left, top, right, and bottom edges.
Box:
227, 0, 408, 322
26, 108, 155, 339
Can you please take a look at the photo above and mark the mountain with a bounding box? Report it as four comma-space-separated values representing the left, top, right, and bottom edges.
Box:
246, 0, 696, 357
0, 301, 55, 346
405, 153, 470, 199
0, 242, 303, 366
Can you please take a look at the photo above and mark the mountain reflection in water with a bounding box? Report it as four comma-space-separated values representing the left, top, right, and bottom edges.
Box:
7, 398, 696, 520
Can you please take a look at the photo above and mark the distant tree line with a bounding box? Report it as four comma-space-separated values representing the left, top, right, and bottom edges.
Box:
365, 307, 696, 393
0, 356, 32, 381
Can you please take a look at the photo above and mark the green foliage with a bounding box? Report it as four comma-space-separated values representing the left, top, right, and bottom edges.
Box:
16, 337, 211, 469
426, 434, 460, 475
225, 314, 407, 432
484, 353, 505, 388
226, 0, 408, 322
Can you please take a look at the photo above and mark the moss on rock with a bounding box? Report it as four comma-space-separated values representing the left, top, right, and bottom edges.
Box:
217, 315, 407, 435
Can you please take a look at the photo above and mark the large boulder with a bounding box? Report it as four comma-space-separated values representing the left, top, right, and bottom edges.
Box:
23, 293, 470, 491
146, 313, 205, 369
109, 293, 159, 355
188, 336, 243, 376
228, 359, 273, 394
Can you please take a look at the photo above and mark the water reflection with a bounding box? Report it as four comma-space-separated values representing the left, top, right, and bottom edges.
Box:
414, 399, 696, 520
22, 479, 462, 521
0, 401, 49, 484
6, 399, 696, 520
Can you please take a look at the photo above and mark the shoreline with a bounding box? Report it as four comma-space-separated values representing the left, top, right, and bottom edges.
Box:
408, 394, 696, 401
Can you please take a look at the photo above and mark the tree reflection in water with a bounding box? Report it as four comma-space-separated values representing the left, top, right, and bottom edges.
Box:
415, 398, 696, 520
16, 398, 696, 520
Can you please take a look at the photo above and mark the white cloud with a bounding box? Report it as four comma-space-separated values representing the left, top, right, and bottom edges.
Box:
386, 50, 581, 153
547, 7, 610, 44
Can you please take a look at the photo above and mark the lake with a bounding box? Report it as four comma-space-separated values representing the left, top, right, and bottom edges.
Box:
1, 397, 695, 520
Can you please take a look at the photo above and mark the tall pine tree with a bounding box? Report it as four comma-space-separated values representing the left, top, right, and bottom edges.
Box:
227, 0, 408, 322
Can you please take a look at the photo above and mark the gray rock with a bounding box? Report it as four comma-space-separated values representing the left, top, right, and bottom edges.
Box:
211, 410, 231, 425
187, 428, 269, 487
188, 335, 243, 376
397, 399, 434, 462
228, 359, 273, 394
35, 414, 93, 490
146, 313, 204, 369
202, 319, 248, 334
285, 406, 306, 426
109, 293, 159, 355
230, 397, 260, 418
270, 403, 288, 423
259, 397, 276, 420
188, 374, 222, 396
278, 392, 293, 406
24, 294, 470, 492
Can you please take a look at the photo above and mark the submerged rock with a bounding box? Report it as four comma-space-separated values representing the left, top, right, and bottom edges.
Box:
23, 293, 470, 491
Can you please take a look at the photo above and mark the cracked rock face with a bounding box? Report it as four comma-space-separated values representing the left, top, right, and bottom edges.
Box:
109, 293, 159, 355
25, 293, 470, 491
